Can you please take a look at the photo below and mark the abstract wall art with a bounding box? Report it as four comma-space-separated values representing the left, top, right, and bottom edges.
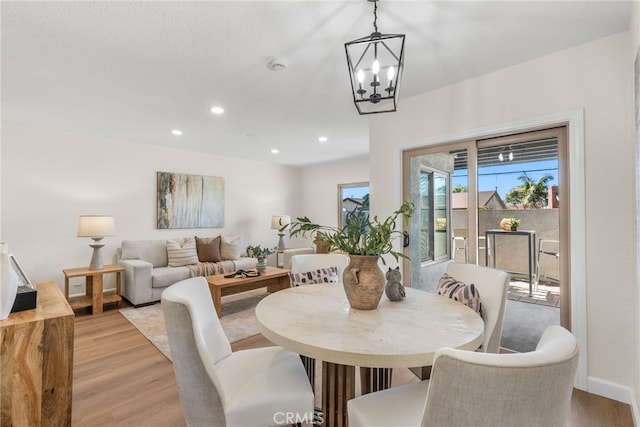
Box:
157, 171, 225, 229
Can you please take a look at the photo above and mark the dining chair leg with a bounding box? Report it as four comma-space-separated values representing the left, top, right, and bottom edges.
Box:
359, 367, 393, 395
408, 365, 432, 380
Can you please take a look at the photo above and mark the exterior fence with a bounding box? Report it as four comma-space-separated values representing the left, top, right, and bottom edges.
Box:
452, 208, 559, 279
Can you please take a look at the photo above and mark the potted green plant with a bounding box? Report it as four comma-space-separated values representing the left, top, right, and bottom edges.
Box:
312, 231, 332, 254
508, 218, 520, 231
289, 201, 414, 310
246, 245, 276, 273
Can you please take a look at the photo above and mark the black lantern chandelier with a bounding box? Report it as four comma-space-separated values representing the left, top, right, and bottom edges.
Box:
345, 0, 405, 115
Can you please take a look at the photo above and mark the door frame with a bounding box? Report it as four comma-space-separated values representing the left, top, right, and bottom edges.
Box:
397, 109, 587, 390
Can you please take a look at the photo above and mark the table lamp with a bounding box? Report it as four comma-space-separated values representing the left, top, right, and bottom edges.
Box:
77, 215, 115, 270
271, 215, 291, 250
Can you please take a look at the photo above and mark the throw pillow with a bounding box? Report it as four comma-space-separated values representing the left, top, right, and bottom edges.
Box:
289, 266, 340, 287
220, 235, 242, 260
436, 272, 483, 317
166, 238, 199, 267
195, 236, 222, 263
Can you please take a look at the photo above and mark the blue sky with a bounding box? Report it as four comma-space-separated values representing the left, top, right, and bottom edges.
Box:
339, 160, 558, 202
453, 159, 559, 200
342, 185, 370, 199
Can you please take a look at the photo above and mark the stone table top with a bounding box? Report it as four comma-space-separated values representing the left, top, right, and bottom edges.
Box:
255, 283, 484, 368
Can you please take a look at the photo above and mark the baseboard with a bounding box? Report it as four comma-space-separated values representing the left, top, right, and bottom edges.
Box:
587, 376, 634, 405
629, 387, 639, 427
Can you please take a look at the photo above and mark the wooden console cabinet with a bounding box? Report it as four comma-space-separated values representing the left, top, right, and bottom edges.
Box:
0, 281, 74, 427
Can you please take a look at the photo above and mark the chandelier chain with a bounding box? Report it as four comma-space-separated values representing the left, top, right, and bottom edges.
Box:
373, 1, 378, 33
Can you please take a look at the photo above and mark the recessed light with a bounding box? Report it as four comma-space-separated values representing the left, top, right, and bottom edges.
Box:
266, 59, 288, 72
171, 129, 183, 136
270, 149, 279, 154
210, 106, 224, 115
318, 136, 328, 142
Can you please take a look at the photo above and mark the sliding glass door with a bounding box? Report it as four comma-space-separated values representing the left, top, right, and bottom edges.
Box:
403, 127, 569, 351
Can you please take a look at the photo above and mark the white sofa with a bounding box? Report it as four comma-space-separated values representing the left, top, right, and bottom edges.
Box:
266, 247, 315, 270
117, 236, 257, 306
117, 235, 316, 307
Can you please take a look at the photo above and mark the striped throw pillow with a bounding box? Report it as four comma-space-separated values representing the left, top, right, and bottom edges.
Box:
436, 272, 483, 317
167, 238, 199, 267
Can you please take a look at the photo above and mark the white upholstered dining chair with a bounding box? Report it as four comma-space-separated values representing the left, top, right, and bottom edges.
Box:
290, 253, 350, 286
161, 277, 314, 426
348, 325, 579, 427
289, 253, 350, 388
411, 262, 510, 379
445, 262, 510, 353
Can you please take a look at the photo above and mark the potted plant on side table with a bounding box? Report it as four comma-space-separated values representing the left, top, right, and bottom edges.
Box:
289, 201, 414, 310
247, 245, 276, 273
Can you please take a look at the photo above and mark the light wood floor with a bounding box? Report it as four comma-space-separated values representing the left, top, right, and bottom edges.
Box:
72, 303, 634, 426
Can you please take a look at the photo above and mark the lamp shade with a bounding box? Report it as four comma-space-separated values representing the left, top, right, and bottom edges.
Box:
271, 215, 291, 230
77, 215, 115, 238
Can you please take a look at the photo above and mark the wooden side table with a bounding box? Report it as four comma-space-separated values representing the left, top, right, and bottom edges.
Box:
63, 264, 124, 314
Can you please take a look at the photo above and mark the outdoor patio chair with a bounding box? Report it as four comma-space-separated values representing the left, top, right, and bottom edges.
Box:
348, 325, 579, 427
161, 276, 314, 426
452, 229, 489, 265
452, 228, 469, 263
536, 238, 560, 290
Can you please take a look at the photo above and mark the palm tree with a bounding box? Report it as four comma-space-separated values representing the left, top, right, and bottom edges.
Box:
505, 173, 554, 209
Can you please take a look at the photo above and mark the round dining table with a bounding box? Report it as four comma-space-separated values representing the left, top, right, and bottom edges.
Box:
255, 283, 484, 427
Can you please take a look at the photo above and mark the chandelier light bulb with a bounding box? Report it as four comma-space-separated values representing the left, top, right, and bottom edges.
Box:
387, 66, 395, 81
357, 69, 365, 84
372, 60, 380, 76
509, 152, 514, 161
499, 153, 504, 162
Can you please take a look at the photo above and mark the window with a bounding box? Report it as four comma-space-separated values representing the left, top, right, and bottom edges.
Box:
419, 168, 449, 263
338, 182, 369, 229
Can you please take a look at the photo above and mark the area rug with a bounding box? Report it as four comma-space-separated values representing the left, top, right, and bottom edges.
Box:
119, 292, 267, 361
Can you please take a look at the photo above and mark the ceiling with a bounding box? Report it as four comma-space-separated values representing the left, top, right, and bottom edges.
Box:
1, 1, 631, 167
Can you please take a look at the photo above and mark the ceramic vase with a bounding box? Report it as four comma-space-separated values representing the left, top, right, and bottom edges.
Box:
1, 243, 19, 320
256, 256, 267, 273
342, 255, 385, 310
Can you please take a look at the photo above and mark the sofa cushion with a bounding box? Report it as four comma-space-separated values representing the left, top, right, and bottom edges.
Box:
121, 240, 168, 268
233, 257, 258, 271
152, 266, 190, 288
167, 238, 199, 267
196, 236, 222, 263
221, 234, 242, 260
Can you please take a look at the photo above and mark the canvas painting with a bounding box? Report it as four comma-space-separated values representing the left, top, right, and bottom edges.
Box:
157, 171, 225, 229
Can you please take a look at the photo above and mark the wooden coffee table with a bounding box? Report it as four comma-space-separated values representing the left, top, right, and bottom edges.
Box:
206, 266, 290, 317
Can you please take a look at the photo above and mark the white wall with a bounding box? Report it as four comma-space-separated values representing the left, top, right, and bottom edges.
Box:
370, 32, 635, 397
1, 123, 302, 291
294, 156, 369, 246
632, 0, 640, 421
